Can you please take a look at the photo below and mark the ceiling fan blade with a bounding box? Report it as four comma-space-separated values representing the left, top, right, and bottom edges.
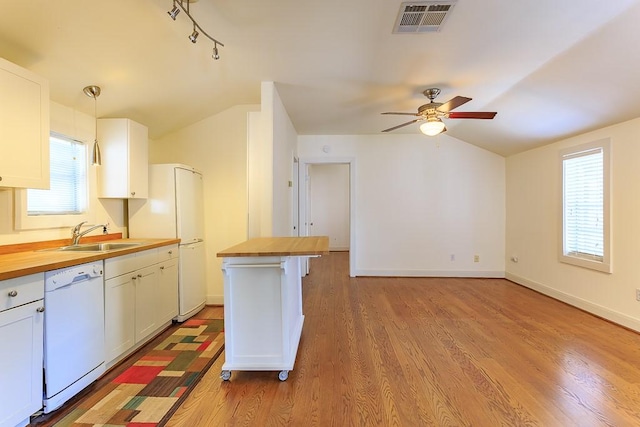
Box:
381, 119, 420, 132
437, 96, 472, 113
381, 112, 420, 116
448, 111, 497, 119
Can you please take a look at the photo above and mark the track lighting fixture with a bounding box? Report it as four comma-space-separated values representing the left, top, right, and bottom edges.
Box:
167, 0, 224, 60
167, 5, 180, 20
212, 42, 220, 60
189, 26, 199, 43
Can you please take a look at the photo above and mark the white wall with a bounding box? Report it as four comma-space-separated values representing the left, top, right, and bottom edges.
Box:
308, 163, 350, 250
506, 117, 640, 331
0, 101, 126, 245
298, 134, 506, 277
150, 104, 258, 305
247, 82, 298, 237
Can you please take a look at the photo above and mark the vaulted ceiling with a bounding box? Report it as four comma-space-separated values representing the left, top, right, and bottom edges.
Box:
1, 0, 639, 156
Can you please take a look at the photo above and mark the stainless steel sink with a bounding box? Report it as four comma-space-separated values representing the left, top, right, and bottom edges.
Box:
48, 242, 143, 252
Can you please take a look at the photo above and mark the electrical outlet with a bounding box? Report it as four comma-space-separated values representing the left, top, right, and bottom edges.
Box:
474, 255, 480, 263
636, 289, 640, 302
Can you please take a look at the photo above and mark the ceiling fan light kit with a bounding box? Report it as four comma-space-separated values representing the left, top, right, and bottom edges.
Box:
381, 87, 497, 136
167, 0, 224, 60
420, 119, 446, 136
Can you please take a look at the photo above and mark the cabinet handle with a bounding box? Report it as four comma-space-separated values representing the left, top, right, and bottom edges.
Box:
132, 276, 137, 280
160, 266, 165, 270
8, 290, 17, 297
168, 250, 173, 255
137, 274, 142, 278
37, 306, 45, 313
131, 191, 136, 197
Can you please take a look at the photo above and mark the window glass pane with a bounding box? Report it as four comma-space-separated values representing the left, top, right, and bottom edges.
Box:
563, 148, 603, 261
27, 135, 87, 215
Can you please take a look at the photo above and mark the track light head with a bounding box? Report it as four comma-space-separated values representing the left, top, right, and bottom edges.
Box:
189, 29, 199, 43
166, 1, 224, 60
167, 5, 180, 20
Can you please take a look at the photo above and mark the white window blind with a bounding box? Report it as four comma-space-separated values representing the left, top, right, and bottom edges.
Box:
27, 134, 87, 215
562, 147, 603, 261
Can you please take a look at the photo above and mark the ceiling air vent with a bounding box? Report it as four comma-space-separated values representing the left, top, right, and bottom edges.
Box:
393, 1, 457, 33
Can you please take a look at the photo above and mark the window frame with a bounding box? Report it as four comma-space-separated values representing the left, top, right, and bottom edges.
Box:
14, 132, 95, 230
558, 138, 611, 273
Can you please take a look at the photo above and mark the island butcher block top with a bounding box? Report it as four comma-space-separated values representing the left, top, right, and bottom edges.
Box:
217, 236, 329, 258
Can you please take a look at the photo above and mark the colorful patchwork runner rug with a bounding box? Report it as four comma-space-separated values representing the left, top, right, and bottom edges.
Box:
54, 318, 224, 427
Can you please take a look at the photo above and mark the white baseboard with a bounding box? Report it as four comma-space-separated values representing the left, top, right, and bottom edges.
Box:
506, 272, 640, 333
355, 269, 505, 278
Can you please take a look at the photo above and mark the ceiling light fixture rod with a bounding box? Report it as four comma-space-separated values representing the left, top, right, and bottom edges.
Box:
170, 0, 224, 48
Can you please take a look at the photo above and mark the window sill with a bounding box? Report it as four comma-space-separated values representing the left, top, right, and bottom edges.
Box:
559, 254, 612, 274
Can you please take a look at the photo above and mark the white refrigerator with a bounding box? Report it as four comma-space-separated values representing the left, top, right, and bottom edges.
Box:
129, 164, 206, 321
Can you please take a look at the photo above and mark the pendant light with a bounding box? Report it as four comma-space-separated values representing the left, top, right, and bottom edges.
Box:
83, 85, 102, 165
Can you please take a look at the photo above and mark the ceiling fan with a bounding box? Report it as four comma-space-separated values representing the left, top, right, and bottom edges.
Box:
381, 88, 497, 136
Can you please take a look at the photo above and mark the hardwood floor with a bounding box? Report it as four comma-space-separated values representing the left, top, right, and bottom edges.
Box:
33, 252, 640, 426
166, 252, 640, 426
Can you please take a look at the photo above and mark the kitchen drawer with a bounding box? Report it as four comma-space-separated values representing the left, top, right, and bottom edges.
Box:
105, 248, 159, 279
0, 273, 44, 313
157, 244, 179, 263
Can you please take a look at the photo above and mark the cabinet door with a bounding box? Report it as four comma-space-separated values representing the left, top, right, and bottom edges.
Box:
97, 118, 148, 199
0, 300, 44, 427
105, 275, 135, 364
0, 58, 49, 189
134, 265, 157, 343
128, 119, 148, 199
157, 259, 179, 325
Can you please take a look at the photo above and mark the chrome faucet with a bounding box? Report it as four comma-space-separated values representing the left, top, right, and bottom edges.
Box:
71, 221, 108, 245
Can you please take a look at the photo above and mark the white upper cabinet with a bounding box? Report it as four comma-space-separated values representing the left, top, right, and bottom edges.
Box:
97, 118, 148, 199
0, 58, 50, 189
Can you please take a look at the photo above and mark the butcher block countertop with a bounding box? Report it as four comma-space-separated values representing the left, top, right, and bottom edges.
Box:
217, 236, 329, 258
0, 238, 180, 281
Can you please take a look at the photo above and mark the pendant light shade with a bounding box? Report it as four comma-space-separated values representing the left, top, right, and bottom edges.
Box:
83, 85, 102, 166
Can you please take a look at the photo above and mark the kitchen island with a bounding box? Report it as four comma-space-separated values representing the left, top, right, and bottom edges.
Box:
217, 236, 329, 381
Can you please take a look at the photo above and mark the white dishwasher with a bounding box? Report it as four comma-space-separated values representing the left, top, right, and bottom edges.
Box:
43, 261, 105, 413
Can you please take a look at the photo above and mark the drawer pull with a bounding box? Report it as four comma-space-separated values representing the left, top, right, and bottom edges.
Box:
132, 276, 137, 280
37, 306, 45, 313
8, 290, 18, 297
137, 274, 142, 278
168, 250, 173, 255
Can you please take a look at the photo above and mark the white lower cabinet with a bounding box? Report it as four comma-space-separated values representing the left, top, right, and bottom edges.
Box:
134, 265, 157, 343
0, 273, 44, 427
104, 245, 179, 368
157, 258, 179, 325
104, 274, 135, 365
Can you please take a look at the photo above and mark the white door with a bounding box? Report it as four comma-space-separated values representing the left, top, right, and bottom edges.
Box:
176, 167, 205, 243
179, 241, 207, 319
0, 301, 44, 427
308, 164, 350, 250
292, 157, 299, 237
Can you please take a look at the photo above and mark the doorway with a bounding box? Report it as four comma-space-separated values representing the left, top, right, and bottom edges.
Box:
298, 157, 356, 277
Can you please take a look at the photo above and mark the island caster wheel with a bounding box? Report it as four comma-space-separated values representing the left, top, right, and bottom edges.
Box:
220, 370, 231, 381
278, 370, 289, 381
